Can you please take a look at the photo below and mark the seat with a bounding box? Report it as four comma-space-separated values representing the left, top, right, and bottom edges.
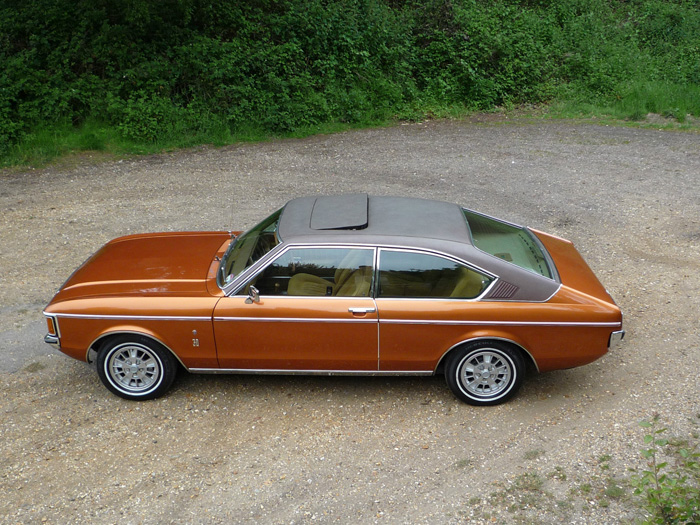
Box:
449, 267, 486, 298
287, 273, 334, 296
287, 250, 372, 297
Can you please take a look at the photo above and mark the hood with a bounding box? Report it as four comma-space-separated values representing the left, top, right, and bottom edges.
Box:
50, 232, 230, 301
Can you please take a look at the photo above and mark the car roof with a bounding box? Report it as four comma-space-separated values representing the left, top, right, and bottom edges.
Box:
278, 194, 473, 246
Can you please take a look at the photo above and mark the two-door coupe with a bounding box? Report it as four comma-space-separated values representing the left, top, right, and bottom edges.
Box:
44, 194, 624, 405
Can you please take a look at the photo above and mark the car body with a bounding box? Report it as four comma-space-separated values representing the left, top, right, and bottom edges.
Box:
44, 194, 624, 405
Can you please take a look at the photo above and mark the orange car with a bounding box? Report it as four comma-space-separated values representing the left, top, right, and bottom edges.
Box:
43, 194, 624, 405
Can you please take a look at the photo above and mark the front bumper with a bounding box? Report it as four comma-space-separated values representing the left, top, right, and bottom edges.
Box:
608, 330, 625, 350
44, 333, 60, 348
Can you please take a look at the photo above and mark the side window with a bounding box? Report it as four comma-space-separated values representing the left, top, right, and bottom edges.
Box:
378, 250, 491, 299
242, 247, 374, 297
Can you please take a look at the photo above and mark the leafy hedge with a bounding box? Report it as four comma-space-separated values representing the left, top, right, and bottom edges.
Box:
1, 0, 699, 157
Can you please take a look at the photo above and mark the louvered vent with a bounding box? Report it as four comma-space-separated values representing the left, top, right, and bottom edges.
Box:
488, 280, 519, 299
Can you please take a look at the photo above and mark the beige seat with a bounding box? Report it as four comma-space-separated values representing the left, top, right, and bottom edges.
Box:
450, 267, 486, 298
287, 273, 334, 296
287, 250, 372, 297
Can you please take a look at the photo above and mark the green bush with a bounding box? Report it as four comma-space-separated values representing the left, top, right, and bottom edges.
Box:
632, 417, 700, 524
1, 0, 699, 163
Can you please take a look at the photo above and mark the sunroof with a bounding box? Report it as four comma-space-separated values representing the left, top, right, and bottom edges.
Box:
310, 193, 369, 230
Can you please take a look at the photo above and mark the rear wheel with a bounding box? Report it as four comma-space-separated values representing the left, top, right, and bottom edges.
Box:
96, 336, 177, 401
445, 341, 524, 406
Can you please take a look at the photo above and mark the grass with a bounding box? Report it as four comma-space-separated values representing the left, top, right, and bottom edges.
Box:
2, 81, 699, 170
549, 81, 700, 125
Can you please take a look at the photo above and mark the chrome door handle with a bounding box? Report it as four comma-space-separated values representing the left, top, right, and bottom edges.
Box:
348, 307, 376, 314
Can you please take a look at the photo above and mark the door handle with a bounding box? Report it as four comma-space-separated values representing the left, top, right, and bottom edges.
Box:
348, 307, 376, 314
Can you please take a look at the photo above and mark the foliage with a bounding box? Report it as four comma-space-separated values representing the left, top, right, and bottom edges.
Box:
632, 417, 700, 524
1, 0, 699, 164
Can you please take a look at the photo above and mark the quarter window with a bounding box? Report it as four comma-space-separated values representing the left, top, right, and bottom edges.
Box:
378, 250, 491, 299
242, 247, 374, 297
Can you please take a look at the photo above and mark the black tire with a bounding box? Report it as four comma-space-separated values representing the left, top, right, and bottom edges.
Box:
96, 335, 177, 401
445, 341, 525, 406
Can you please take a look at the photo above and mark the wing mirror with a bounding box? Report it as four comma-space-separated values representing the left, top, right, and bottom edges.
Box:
245, 285, 260, 304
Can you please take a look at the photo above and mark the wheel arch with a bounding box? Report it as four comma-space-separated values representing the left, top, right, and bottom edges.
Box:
87, 330, 188, 371
434, 336, 539, 375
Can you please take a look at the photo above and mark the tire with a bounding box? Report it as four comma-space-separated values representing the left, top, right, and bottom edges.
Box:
445, 341, 525, 406
96, 335, 177, 401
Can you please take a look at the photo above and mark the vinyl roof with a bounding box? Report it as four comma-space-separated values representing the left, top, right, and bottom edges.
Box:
278, 194, 472, 245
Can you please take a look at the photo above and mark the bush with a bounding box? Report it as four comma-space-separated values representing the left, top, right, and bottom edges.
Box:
632, 417, 700, 524
1, 0, 699, 162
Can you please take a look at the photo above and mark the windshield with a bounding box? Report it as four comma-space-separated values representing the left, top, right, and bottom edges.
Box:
219, 208, 282, 287
463, 208, 554, 279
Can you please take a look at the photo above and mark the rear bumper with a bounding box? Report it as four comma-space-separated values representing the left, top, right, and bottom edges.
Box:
609, 330, 625, 350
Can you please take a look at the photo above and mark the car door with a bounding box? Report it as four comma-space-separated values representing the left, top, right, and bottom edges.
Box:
213, 246, 379, 370
375, 248, 494, 371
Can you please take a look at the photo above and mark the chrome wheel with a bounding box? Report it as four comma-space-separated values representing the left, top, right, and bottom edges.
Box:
96, 336, 177, 400
445, 341, 525, 406
458, 350, 512, 398
106, 342, 162, 393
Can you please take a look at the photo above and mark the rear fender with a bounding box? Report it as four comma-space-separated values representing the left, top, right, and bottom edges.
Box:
435, 332, 538, 374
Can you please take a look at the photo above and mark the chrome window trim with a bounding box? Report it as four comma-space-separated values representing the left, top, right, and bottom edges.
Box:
376, 246, 496, 301
221, 241, 288, 295
377, 246, 496, 281
226, 242, 501, 300
228, 244, 378, 297
188, 368, 433, 376
218, 208, 284, 290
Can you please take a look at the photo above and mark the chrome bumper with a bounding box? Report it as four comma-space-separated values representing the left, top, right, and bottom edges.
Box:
44, 333, 60, 348
608, 330, 625, 350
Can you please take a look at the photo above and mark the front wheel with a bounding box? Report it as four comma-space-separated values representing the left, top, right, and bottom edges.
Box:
445, 341, 525, 406
96, 336, 177, 401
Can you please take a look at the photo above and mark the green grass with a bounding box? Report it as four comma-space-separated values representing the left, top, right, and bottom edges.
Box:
549, 81, 700, 124
3, 86, 699, 170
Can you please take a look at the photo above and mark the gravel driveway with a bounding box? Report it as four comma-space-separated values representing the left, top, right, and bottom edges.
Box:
1, 116, 699, 523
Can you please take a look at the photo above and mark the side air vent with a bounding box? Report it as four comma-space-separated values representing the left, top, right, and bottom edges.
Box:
488, 280, 519, 299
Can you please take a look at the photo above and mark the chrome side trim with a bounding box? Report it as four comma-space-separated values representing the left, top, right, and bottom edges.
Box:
379, 319, 621, 327
188, 368, 433, 376
214, 316, 376, 323
52, 313, 211, 322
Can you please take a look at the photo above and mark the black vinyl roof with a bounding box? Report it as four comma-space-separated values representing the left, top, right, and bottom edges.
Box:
278, 194, 472, 245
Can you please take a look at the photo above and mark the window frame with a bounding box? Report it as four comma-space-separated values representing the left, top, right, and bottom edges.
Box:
231, 244, 378, 298
375, 247, 496, 301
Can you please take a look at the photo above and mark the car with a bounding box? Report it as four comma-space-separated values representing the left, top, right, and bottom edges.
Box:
43, 194, 624, 405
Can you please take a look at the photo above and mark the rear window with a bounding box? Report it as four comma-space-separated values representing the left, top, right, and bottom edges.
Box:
463, 209, 553, 279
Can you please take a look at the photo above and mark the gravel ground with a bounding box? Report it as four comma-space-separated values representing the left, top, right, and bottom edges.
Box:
1, 116, 699, 524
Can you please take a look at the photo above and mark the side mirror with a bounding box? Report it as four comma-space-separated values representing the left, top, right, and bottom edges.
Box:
245, 285, 260, 304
